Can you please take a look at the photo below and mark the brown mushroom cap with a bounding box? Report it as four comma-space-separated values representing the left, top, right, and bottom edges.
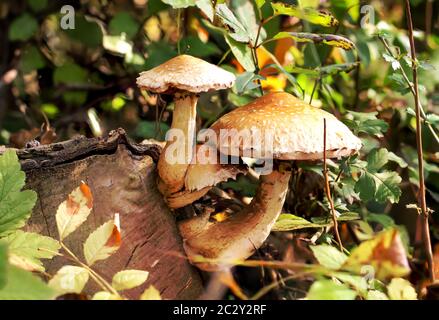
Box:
209, 91, 362, 160
136, 55, 236, 94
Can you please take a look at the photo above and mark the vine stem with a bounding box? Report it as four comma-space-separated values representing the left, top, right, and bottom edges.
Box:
323, 119, 344, 252
405, 0, 435, 283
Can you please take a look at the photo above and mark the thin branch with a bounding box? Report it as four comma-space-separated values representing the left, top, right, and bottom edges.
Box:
323, 119, 343, 251
405, 0, 435, 282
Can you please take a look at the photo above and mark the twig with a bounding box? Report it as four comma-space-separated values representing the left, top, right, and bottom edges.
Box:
323, 119, 343, 251
252, 21, 265, 96
60, 242, 120, 296
405, 0, 435, 283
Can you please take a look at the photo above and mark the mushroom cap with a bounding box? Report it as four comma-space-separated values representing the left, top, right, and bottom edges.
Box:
209, 91, 362, 160
185, 146, 248, 191
136, 55, 236, 94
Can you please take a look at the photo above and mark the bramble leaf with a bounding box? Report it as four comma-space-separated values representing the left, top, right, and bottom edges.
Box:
4, 230, 60, 272
0, 150, 37, 237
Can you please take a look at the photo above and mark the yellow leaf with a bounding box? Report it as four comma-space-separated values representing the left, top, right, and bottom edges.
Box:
92, 291, 122, 300
83, 215, 121, 266
56, 182, 93, 240
48, 265, 89, 295
112, 270, 149, 291
387, 278, 417, 300
342, 228, 410, 281
140, 285, 162, 300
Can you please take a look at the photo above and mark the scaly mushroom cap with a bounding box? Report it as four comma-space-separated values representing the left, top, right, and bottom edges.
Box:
210, 91, 362, 160
136, 55, 236, 94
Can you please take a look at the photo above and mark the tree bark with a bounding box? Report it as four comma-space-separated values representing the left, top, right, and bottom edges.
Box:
16, 128, 203, 300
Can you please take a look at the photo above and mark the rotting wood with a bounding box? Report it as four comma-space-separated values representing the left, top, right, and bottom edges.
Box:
7, 128, 203, 300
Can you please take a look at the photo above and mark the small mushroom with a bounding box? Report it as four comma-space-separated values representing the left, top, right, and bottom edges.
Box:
179, 91, 362, 270
137, 55, 236, 194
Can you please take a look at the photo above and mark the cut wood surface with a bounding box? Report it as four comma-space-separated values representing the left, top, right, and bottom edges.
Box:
15, 128, 203, 299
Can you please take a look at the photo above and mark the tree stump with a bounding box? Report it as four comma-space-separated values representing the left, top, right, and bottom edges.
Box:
17, 128, 203, 299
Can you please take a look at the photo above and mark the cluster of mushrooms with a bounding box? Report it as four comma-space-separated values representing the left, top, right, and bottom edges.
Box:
137, 55, 362, 271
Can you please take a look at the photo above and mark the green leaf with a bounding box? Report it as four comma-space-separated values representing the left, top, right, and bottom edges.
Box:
83, 219, 121, 266
374, 171, 402, 203
0, 244, 7, 289
112, 270, 149, 291
48, 266, 89, 295
0, 150, 37, 237
224, 35, 255, 72
306, 279, 357, 300
195, 0, 214, 21
387, 278, 417, 300
234, 71, 264, 93
271, 2, 339, 27
367, 290, 389, 300
28, 0, 48, 12
273, 32, 354, 50
231, 0, 266, 45
255, 0, 265, 8
388, 152, 408, 168
272, 214, 321, 231
355, 170, 402, 204
4, 230, 60, 272
55, 182, 93, 241
140, 285, 162, 300
64, 15, 103, 48
53, 63, 89, 105
0, 265, 54, 300
161, 0, 196, 8
21, 46, 46, 73
355, 171, 376, 202
345, 111, 389, 137
366, 148, 389, 172
342, 228, 410, 281
331, 272, 368, 296
310, 245, 348, 270
109, 12, 140, 39
9, 13, 38, 41
216, 3, 250, 43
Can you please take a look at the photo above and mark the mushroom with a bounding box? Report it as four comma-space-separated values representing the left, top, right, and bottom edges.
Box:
179, 91, 362, 270
166, 145, 248, 209
136, 55, 236, 194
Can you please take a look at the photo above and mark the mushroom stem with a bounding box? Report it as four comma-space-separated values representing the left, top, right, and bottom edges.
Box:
180, 169, 292, 271
158, 93, 198, 194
